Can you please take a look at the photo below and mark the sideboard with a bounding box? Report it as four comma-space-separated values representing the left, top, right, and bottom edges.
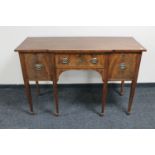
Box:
15, 37, 146, 116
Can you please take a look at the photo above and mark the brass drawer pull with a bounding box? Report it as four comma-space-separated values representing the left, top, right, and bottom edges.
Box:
62, 57, 69, 64
35, 64, 44, 71
120, 63, 126, 70
90, 57, 98, 64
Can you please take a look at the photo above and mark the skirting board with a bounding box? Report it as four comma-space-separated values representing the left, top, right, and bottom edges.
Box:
0, 83, 155, 88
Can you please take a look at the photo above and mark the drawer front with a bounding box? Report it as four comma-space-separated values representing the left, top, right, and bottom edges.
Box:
55, 54, 105, 68
24, 53, 51, 80
108, 53, 138, 80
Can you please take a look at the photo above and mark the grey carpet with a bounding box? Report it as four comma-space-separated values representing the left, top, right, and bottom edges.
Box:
0, 84, 155, 129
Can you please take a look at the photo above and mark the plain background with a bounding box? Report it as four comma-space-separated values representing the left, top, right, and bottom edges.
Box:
0, 0, 155, 155
0, 26, 154, 84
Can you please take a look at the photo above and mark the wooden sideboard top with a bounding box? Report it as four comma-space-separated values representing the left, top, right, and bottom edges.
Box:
15, 37, 146, 52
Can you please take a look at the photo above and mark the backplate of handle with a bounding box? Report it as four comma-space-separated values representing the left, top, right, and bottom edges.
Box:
35, 64, 44, 71
90, 57, 98, 64
62, 57, 69, 64
120, 63, 126, 70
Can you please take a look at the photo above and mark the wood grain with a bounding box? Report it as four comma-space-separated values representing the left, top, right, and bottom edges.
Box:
101, 54, 109, 115
55, 54, 105, 69
19, 53, 33, 112
15, 37, 146, 52
108, 53, 138, 80
127, 53, 142, 114
24, 53, 51, 80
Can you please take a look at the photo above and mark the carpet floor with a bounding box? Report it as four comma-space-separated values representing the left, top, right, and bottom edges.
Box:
0, 84, 155, 129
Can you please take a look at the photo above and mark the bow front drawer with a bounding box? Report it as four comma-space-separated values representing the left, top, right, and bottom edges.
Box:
22, 53, 51, 80
55, 54, 105, 68
108, 53, 139, 80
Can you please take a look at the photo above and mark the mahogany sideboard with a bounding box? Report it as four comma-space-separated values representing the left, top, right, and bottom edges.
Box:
15, 37, 146, 116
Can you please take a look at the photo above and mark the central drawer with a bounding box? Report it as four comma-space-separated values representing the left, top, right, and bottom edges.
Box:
55, 54, 105, 68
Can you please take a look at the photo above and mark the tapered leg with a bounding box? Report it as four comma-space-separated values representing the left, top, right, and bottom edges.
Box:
120, 80, 125, 96
100, 80, 108, 116
53, 80, 59, 116
36, 80, 40, 95
100, 54, 109, 116
127, 54, 142, 115
127, 80, 137, 114
24, 80, 33, 113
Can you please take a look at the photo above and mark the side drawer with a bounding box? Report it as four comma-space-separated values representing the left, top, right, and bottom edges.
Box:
108, 53, 139, 80
23, 53, 51, 80
55, 54, 105, 68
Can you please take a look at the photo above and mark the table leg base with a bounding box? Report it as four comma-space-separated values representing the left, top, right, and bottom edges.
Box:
126, 111, 131, 115
99, 112, 104, 116
119, 92, 124, 96
29, 111, 35, 115
54, 112, 59, 116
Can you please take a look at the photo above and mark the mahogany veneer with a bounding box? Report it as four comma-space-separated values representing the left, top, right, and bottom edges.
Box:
15, 37, 146, 116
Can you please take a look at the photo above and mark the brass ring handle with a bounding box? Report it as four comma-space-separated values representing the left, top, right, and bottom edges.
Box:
120, 63, 126, 70
62, 57, 69, 64
90, 57, 98, 64
35, 64, 44, 71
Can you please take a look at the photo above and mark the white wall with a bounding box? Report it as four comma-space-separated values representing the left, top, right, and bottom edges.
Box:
0, 26, 154, 84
